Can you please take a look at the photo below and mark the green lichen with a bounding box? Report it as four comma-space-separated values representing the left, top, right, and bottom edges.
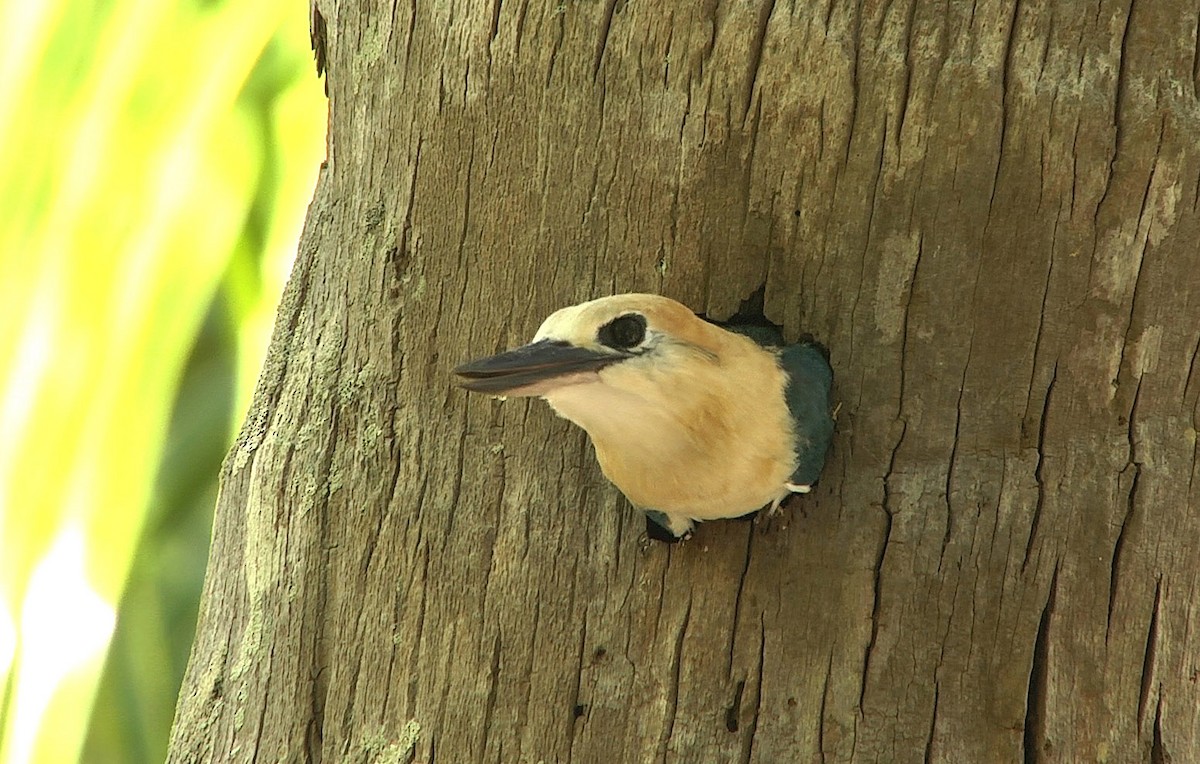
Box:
360, 719, 421, 764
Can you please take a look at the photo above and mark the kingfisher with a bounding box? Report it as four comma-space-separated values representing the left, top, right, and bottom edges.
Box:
453, 294, 835, 542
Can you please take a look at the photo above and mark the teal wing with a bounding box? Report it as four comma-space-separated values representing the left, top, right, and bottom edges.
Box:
779, 341, 834, 487
715, 321, 835, 488
721, 322, 785, 348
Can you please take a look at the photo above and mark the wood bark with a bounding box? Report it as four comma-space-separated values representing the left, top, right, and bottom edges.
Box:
170, 1, 1200, 761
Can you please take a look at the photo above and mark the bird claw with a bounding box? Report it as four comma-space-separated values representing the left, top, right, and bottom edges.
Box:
638, 528, 691, 551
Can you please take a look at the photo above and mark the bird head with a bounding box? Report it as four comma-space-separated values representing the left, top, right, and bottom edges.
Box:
453, 294, 728, 401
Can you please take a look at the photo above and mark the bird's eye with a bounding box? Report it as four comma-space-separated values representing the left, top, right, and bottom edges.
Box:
598, 314, 647, 350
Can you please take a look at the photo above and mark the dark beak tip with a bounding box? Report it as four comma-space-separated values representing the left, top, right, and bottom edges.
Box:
452, 355, 499, 378
451, 340, 620, 394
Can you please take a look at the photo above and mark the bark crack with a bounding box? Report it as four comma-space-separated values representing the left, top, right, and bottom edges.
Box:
1137, 576, 1163, 731
991, 0, 1023, 209
1107, 376, 1143, 641
658, 596, 692, 762
1023, 562, 1058, 764
940, 372, 966, 569
1113, 0, 1135, 156
922, 682, 939, 764
725, 680, 746, 733
817, 651, 833, 764
897, 234, 923, 407
859, 498, 894, 710
1022, 365, 1057, 573
1193, 10, 1200, 101
1150, 694, 1167, 763
738, 618, 765, 764
249, 645, 276, 763
1023, 240, 1056, 429
544, 4, 566, 88
489, 0, 502, 43
478, 631, 503, 761
1095, 0, 1135, 216
592, 0, 618, 80
1184, 331, 1200, 406
895, 0, 917, 144
727, 525, 755, 676
742, 0, 776, 122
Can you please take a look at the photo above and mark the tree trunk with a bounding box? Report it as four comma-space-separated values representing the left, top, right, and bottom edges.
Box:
169, 1, 1200, 761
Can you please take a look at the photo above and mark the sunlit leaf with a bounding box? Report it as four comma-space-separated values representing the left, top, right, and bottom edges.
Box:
0, 0, 325, 760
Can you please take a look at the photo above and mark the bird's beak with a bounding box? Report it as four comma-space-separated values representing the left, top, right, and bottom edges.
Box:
454, 340, 621, 396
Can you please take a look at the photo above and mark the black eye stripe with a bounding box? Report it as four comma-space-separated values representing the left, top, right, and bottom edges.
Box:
598, 314, 647, 350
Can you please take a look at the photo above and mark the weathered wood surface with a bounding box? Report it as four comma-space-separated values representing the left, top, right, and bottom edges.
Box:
171, 1, 1200, 761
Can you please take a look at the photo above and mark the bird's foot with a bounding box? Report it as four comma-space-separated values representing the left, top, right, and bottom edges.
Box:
643, 511, 692, 545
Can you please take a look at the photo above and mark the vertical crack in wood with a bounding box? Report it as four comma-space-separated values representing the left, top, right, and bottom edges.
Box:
1023, 562, 1058, 764
1192, 10, 1200, 101
489, 0, 502, 43
725, 680, 746, 733
922, 681, 939, 764
1150, 694, 1167, 763
742, 0, 776, 122
1107, 377, 1143, 641
817, 651, 833, 764
1136, 576, 1162, 731
1194, 161, 1200, 216
940, 361, 967, 570
658, 596, 692, 763
1183, 332, 1200, 408
1113, 0, 1135, 156
895, 0, 918, 144
859, 500, 893, 710
991, 0, 1023, 209
251, 644, 276, 761
1113, 116, 1161, 366
896, 234, 923, 408
592, 0, 618, 81
512, 0, 528, 57
401, 0, 417, 68
1096, 0, 1135, 216
545, 3, 566, 89
308, 605, 330, 763
1023, 245, 1055, 426
478, 631, 503, 762
1132, 115, 1167, 240
727, 525, 755, 676
738, 618, 766, 764
1022, 365, 1056, 573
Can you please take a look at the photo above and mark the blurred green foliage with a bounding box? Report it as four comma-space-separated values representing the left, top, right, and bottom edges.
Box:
0, 0, 325, 761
